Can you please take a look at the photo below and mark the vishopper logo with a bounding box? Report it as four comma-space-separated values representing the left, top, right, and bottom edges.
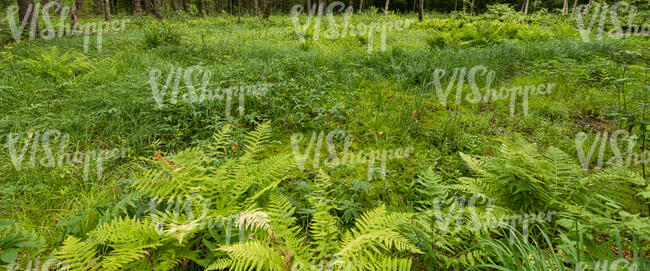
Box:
290, 129, 412, 181
5, 259, 69, 271
429, 65, 554, 116
5, 3, 129, 53
575, 257, 639, 270
574, 2, 649, 42
290, 1, 412, 52
431, 195, 555, 240
290, 258, 351, 271
147, 195, 254, 244
148, 65, 271, 118
5, 129, 129, 181
575, 130, 649, 171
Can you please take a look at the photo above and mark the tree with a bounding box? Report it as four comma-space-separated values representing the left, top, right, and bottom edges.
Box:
262, 0, 271, 18
358, 0, 363, 13
384, 0, 389, 14
154, 0, 163, 18
237, 0, 241, 22
200, 0, 207, 16
306, 0, 311, 15
562, 0, 568, 15
144, 0, 151, 14
94, 0, 100, 15
134, 0, 142, 14
71, 0, 80, 29
418, 0, 423, 21
17, 0, 38, 37
348, 0, 352, 12
523, 0, 529, 14
104, 0, 111, 21
253, 0, 258, 16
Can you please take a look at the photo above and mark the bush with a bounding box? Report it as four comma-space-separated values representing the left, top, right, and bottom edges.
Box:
143, 22, 182, 47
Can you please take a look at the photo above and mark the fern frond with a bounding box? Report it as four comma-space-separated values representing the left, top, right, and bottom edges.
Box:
337, 207, 421, 264
56, 236, 101, 271
219, 240, 285, 271
236, 209, 273, 236
87, 216, 162, 244
101, 244, 159, 271
207, 124, 233, 157
309, 201, 340, 261
367, 253, 413, 271
205, 258, 232, 270
243, 121, 271, 156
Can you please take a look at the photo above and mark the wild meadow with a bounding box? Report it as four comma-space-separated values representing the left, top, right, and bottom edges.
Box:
0, 0, 649, 270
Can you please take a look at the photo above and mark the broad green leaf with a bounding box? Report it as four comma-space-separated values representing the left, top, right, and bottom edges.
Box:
0, 248, 18, 263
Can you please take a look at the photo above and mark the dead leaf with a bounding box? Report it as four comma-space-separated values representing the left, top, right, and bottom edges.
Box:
411, 109, 421, 120
153, 150, 174, 168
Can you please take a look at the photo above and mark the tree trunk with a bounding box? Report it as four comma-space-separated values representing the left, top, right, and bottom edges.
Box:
71, 0, 80, 31
237, 0, 241, 22
572, 0, 579, 13
154, 0, 163, 18
532, 0, 538, 13
172, 0, 178, 11
93, 0, 100, 15
253, 0, 258, 16
76, 0, 83, 10
262, 0, 271, 18
182, 0, 188, 12
200, 0, 206, 16
306, 0, 311, 15
144, 0, 151, 14
134, 0, 142, 14
562, 0, 568, 15
384, 0, 389, 14
418, 0, 423, 22
229, 0, 232, 13
348, 0, 353, 12
523, 0, 530, 15
358, 0, 363, 13
104, 0, 111, 21
17, 0, 39, 37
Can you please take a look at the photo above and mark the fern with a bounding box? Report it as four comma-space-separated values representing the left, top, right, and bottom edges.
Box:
243, 121, 271, 157
217, 192, 421, 271
56, 236, 101, 271
236, 208, 273, 236
454, 135, 643, 219
55, 122, 296, 270
218, 240, 286, 271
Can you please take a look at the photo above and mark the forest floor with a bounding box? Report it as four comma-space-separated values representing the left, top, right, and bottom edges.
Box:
1, 8, 650, 270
